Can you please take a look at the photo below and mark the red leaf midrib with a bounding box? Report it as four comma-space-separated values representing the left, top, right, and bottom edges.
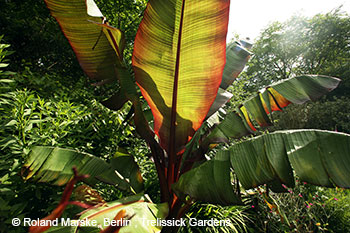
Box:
167, 0, 186, 187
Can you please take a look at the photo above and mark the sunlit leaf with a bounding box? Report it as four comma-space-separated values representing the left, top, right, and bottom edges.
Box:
45, 0, 124, 81
78, 194, 168, 233
206, 75, 340, 143
132, 0, 230, 154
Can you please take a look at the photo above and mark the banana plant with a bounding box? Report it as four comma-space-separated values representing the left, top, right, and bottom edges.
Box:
22, 0, 350, 232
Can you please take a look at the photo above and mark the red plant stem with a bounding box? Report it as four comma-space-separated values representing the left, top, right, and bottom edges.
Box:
29, 168, 88, 233
162, 197, 193, 233
167, 0, 186, 195
127, 90, 170, 202
98, 209, 128, 233
67, 201, 93, 209
149, 142, 170, 203
176, 200, 193, 219
106, 26, 122, 60
173, 153, 183, 182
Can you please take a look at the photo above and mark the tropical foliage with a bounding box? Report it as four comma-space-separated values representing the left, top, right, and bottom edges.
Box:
1, 1, 350, 233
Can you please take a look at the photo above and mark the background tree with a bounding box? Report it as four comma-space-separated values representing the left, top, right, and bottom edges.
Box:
243, 8, 350, 97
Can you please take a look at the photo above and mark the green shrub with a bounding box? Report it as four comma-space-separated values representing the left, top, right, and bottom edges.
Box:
271, 97, 350, 133
0, 37, 148, 232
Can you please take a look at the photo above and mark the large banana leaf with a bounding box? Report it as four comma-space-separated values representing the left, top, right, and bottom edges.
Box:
230, 130, 350, 190
174, 130, 350, 205
205, 75, 340, 144
22, 147, 144, 193
132, 0, 230, 154
207, 41, 252, 118
45, 0, 124, 81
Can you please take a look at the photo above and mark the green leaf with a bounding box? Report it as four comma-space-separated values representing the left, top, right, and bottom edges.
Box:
204, 111, 251, 145
0, 63, 9, 68
220, 42, 251, 90
239, 39, 253, 50
132, 0, 230, 154
243, 75, 340, 130
1, 71, 16, 76
0, 79, 15, 83
206, 88, 233, 119
206, 75, 341, 143
110, 150, 144, 193
205, 41, 252, 119
22, 147, 144, 193
230, 130, 350, 191
175, 130, 350, 204
101, 89, 128, 111
44, 0, 124, 81
173, 150, 242, 205
271, 75, 340, 104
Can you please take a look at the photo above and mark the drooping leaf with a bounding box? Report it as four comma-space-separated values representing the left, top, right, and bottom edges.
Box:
204, 111, 251, 146
132, 0, 230, 154
175, 130, 350, 204
220, 42, 251, 90
230, 134, 290, 191
206, 88, 233, 119
173, 150, 242, 205
243, 94, 272, 127
243, 75, 340, 130
230, 130, 350, 191
206, 41, 252, 118
271, 75, 340, 104
284, 130, 350, 188
206, 75, 340, 143
45, 0, 124, 81
22, 147, 144, 193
